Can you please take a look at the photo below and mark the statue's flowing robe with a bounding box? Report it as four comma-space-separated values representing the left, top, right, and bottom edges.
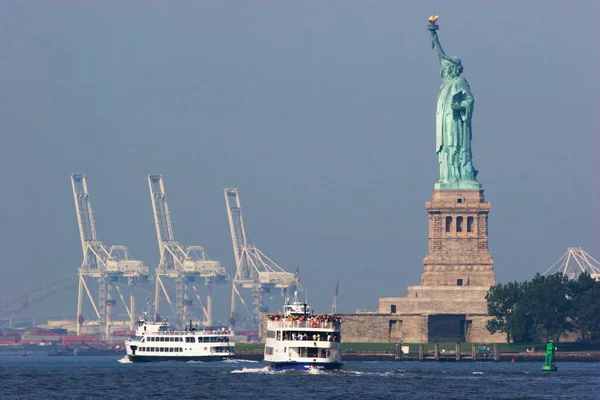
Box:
435, 76, 478, 184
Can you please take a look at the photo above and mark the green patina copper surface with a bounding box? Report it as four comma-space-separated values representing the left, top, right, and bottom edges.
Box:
427, 18, 482, 190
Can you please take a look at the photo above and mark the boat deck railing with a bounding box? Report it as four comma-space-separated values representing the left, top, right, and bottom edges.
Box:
267, 320, 341, 330
148, 329, 232, 336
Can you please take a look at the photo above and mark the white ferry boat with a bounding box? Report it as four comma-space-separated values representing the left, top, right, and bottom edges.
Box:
264, 293, 342, 371
125, 313, 235, 362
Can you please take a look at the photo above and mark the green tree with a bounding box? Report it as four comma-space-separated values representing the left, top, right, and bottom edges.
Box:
518, 273, 571, 343
569, 273, 600, 343
486, 274, 572, 344
485, 281, 524, 342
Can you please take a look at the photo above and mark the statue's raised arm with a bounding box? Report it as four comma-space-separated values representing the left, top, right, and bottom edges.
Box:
427, 15, 450, 65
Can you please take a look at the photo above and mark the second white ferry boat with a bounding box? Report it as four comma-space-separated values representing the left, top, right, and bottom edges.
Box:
125, 313, 235, 362
264, 292, 342, 371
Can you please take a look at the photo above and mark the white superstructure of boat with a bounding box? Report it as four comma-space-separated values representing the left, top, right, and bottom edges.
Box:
263, 292, 342, 371
125, 313, 235, 362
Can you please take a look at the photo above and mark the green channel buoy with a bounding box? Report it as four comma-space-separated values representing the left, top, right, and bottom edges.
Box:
542, 342, 557, 371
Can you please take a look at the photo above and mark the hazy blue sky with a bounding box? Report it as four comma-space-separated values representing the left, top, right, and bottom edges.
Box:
0, 1, 598, 323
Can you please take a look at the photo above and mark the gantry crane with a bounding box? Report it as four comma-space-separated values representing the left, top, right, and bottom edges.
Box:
71, 174, 149, 339
224, 188, 299, 337
149, 175, 228, 328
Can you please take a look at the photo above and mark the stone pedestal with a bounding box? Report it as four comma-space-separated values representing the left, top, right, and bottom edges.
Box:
373, 189, 502, 344
422, 189, 495, 287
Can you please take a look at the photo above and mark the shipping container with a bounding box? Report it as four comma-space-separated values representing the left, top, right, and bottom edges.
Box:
2, 333, 22, 340
61, 335, 102, 344
22, 335, 63, 342
112, 330, 135, 337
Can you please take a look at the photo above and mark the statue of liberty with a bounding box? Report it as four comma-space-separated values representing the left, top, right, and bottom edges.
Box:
427, 16, 481, 189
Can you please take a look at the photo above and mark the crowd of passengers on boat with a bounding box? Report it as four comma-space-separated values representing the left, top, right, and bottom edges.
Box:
272, 331, 340, 342
267, 315, 342, 324
150, 326, 231, 336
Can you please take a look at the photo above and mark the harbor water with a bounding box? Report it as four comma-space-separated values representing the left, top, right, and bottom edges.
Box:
0, 355, 598, 399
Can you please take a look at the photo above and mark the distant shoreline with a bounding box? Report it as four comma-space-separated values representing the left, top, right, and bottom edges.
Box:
234, 350, 600, 363
2, 346, 599, 362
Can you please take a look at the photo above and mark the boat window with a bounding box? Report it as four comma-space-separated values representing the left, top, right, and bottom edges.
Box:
267, 330, 276, 339
298, 347, 330, 358
185, 337, 196, 343
307, 347, 319, 358
160, 337, 165, 342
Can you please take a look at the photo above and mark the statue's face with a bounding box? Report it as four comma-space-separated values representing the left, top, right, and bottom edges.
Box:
441, 61, 457, 79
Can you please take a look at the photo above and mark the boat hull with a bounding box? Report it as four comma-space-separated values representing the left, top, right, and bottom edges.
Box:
127, 355, 233, 363
267, 361, 342, 371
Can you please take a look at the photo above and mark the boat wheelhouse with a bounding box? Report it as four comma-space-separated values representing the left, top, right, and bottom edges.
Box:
263, 293, 342, 371
125, 313, 235, 362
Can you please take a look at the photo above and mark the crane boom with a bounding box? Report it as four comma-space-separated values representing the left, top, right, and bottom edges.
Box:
148, 174, 176, 245
331, 282, 339, 314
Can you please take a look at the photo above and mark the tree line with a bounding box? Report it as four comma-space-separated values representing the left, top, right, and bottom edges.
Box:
485, 273, 600, 344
